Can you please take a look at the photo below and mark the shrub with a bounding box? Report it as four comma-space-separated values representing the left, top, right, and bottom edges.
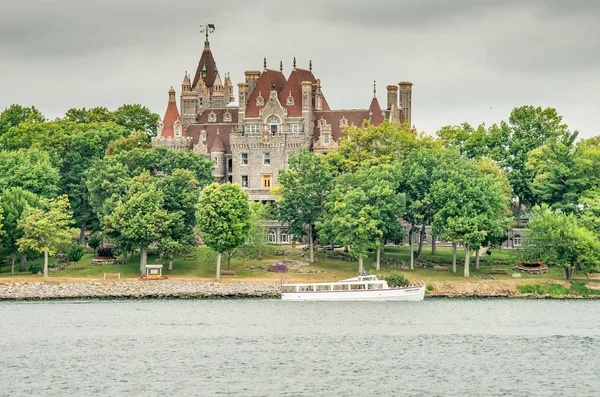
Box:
268, 264, 288, 272
546, 283, 571, 296
516, 284, 546, 294
88, 232, 102, 253
97, 247, 114, 258
386, 273, 410, 287
29, 263, 43, 274
67, 244, 86, 263
426, 284, 435, 291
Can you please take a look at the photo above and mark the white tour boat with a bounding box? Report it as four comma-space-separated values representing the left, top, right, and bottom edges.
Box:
281, 275, 425, 301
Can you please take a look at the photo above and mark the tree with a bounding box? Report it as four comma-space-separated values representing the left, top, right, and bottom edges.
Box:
0, 187, 40, 274
107, 130, 152, 154
327, 120, 419, 173
113, 104, 160, 136
64, 107, 114, 124
197, 183, 251, 281
17, 195, 73, 279
238, 201, 273, 262
523, 206, 600, 279
0, 104, 45, 136
105, 173, 177, 275
0, 148, 60, 198
319, 164, 405, 273
274, 150, 333, 263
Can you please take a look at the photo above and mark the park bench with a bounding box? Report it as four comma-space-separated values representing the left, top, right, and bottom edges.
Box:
220, 270, 236, 277
491, 268, 508, 275
433, 265, 449, 272
103, 273, 121, 280
183, 254, 197, 260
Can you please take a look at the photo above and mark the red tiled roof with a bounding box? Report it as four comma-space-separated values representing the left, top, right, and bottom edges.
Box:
368, 97, 384, 125
313, 110, 370, 142
161, 100, 181, 138
245, 69, 287, 117
196, 108, 239, 124
185, 124, 233, 152
192, 42, 218, 89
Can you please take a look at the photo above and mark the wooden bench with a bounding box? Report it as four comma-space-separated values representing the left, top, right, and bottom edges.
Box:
491, 268, 508, 275
183, 254, 197, 260
103, 273, 121, 280
220, 270, 236, 277
433, 265, 449, 272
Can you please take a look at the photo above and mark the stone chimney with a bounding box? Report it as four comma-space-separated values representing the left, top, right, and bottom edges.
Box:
399, 82, 413, 127
244, 70, 261, 97
386, 85, 398, 111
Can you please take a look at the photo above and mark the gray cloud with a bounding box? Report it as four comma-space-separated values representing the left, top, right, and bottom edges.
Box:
1, 0, 598, 138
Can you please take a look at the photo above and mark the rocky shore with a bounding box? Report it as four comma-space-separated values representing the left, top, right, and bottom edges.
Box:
0, 281, 281, 300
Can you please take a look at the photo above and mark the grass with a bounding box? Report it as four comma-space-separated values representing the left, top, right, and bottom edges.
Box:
0, 245, 592, 288
516, 282, 600, 297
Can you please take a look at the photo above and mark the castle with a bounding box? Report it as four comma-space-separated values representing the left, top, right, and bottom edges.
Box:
152, 34, 413, 203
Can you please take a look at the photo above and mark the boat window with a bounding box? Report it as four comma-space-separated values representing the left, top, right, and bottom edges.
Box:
282, 286, 296, 293
315, 285, 331, 291
350, 284, 366, 290
333, 284, 347, 291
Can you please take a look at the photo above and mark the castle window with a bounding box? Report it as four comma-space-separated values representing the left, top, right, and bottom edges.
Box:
241, 153, 248, 165
339, 117, 348, 127
280, 231, 289, 243
202, 130, 207, 141
263, 152, 271, 165
323, 133, 330, 145
290, 124, 300, 133
242, 175, 248, 188
256, 94, 264, 106
224, 111, 232, 122
246, 124, 258, 133
208, 112, 216, 122
267, 230, 276, 243
174, 122, 182, 137
267, 115, 280, 135
287, 93, 294, 106
262, 175, 272, 189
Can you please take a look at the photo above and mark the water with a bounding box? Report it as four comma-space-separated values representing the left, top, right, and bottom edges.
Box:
1, 299, 599, 396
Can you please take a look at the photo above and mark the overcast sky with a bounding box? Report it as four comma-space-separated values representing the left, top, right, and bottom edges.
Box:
1, 0, 598, 137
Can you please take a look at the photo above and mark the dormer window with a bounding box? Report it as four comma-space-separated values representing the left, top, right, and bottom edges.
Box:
287, 92, 294, 106
208, 112, 216, 122
173, 121, 182, 137
339, 117, 348, 128
224, 111, 232, 122
267, 115, 280, 135
202, 64, 207, 78
319, 118, 325, 127
256, 92, 264, 106
323, 133, 330, 145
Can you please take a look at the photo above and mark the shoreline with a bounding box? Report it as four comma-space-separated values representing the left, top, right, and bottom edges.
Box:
1, 280, 599, 301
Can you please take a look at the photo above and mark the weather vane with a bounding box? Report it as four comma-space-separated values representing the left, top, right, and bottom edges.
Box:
200, 24, 216, 41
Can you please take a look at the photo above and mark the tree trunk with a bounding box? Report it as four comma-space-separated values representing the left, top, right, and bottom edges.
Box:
216, 252, 222, 281
376, 247, 381, 270
432, 236, 437, 256
475, 248, 480, 271
11, 252, 16, 275
123, 250, 128, 265
79, 220, 86, 245
308, 226, 314, 263
169, 253, 174, 271
358, 256, 364, 274
19, 255, 27, 272
452, 242, 457, 273
409, 231, 414, 271
464, 244, 470, 278
330, 240, 334, 251
416, 222, 426, 259
43, 250, 49, 280
139, 246, 147, 275
564, 266, 577, 280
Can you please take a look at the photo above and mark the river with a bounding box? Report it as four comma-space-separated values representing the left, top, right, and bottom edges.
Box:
1, 299, 599, 396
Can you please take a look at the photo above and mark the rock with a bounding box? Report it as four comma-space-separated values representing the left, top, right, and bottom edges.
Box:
512, 273, 522, 278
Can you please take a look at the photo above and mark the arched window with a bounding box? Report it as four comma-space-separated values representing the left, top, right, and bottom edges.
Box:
267, 230, 277, 243
267, 115, 280, 135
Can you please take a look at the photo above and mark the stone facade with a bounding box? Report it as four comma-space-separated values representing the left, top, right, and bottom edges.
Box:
153, 35, 413, 203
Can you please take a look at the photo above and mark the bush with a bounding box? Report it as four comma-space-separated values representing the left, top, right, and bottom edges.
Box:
386, 273, 410, 287
97, 247, 114, 258
426, 284, 435, 291
29, 263, 43, 274
516, 284, 546, 294
88, 232, 102, 253
67, 244, 86, 263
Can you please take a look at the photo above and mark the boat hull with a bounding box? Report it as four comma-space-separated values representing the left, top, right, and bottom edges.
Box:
281, 286, 425, 301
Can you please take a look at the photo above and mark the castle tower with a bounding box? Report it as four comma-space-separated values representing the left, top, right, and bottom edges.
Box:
211, 130, 226, 181
224, 73, 234, 103
399, 82, 413, 127
315, 79, 323, 111
212, 73, 225, 108
301, 80, 313, 135
238, 82, 248, 131
181, 72, 197, 126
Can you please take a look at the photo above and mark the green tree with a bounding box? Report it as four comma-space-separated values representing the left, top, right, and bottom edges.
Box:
0, 148, 60, 198
0, 104, 45, 136
113, 104, 160, 136
274, 150, 333, 262
64, 107, 114, 124
0, 187, 40, 274
17, 195, 73, 279
523, 205, 600, 279
105, 173, 178, 274
107, 130, 152, 154
197, 183, 251, 281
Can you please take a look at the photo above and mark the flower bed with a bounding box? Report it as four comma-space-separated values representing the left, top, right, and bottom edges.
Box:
140, 275, 168, 281
268, 264, 288, 272
91, 257, 119, 265
512, 261, 549, 274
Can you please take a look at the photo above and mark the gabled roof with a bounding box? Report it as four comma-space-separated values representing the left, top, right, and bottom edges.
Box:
192, 41, 218, 89
196, 108, 239, 124
245, 69, 287, 117
186, 124, 233, 152
313, 110, 370, 142
211, 131, 225, 152
368, 97, 384, 125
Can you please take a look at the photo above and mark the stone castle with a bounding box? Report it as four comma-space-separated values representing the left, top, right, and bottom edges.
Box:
152, 34, 413, 203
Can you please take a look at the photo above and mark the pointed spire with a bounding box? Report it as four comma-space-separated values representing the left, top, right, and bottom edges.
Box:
309, 60, 312, 71
373, 79, 377, 98
293, 57, 297, 69
280, 60, 283, 72
264, 57, 267, 70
